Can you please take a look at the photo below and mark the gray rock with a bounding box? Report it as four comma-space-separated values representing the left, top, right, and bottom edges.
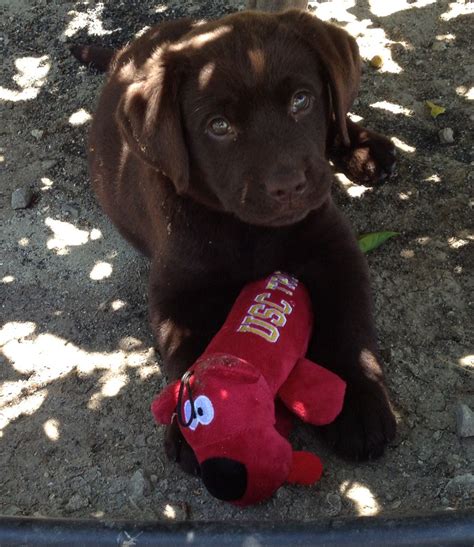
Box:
431, 41, 447, 52
323, 492, 342, 517
445, 474, 474, 496
31, 129, 44, 140
41, 159, 57, 171
65, 493, 89, 512
11, 187, 33, 209
456, 403, 474, 437
128, 469, 150, 499
439, 127, 454, 144
62, 202, 80, 218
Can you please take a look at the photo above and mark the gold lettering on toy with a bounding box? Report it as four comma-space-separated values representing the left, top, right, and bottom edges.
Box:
265, 271, 299, 295
237, 273, 299, 343
237, 316, 280, 343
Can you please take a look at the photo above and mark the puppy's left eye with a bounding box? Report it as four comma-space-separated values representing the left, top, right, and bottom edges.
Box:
207, 117, 232, 137
290, 91, 312, 114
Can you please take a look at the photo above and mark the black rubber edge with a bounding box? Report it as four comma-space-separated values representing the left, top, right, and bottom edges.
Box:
0, 510, 473, 546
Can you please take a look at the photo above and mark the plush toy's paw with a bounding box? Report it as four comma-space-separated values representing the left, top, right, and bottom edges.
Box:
331, 129, 397, 186
318, 379, 396, 461
164, 420, 200, 476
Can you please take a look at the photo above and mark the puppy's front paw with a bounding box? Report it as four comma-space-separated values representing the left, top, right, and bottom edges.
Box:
332, 130, 397, 186
164, 419, 200, 476
319, 379, 396, 461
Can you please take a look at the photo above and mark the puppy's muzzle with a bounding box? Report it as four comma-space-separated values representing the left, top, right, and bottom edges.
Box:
264, 167, 308, 204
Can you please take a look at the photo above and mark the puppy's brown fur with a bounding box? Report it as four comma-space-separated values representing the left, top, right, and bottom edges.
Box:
83, 10, 396, 467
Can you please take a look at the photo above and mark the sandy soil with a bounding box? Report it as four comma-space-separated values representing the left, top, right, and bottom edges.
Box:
1, 0, 473, 523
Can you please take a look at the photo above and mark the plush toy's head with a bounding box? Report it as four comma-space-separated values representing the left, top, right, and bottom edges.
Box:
151, 353, 322, 506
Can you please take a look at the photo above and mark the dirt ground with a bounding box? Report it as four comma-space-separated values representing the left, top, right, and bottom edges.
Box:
1, 0, 473, 524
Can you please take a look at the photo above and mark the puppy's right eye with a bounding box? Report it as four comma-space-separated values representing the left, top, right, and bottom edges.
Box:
207, 117, 232, 137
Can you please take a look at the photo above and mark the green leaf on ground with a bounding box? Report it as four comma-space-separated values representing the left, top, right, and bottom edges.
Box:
425, 100, 445, 118
358, 231, 399, 253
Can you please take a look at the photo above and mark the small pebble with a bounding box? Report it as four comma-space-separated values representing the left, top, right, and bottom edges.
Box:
323, 493, 342, 517
65, 493, 89, 512
128, 469, 150, 499
431, 41, 447, 52
62, 202, 81, 219
445, 474, 474, 496
370, 55, 383, 69
433, 430, 442, 441
11, 187, 33, 209
400, 249, 415, 259
31, 129, 44, 140
456, 403, 474, 437
439, 128, 454, 144
41, 159, 57, 171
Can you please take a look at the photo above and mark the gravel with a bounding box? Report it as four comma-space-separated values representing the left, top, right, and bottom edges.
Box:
1, 0, 472, 522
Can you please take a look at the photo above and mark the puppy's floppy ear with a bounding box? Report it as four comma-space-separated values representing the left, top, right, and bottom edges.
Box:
280, 10, 361, 147
116, 51, 189, 194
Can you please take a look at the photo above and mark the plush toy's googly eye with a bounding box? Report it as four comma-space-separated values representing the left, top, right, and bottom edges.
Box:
184, 395, 214, 430
194, 395, 214, 425
184, 399, 199, 431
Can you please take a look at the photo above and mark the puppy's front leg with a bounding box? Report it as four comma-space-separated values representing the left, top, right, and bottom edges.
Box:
295, 202, 396, 460
148, 270, 239, 474
328, 117, 397, 185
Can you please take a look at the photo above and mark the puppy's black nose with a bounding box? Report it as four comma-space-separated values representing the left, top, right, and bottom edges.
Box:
200, 457, 247, 501
265, 169, 307, 203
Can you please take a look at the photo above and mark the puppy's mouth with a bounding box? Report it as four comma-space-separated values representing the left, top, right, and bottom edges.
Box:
263, 208, 311, 227
234, 205, 311, 228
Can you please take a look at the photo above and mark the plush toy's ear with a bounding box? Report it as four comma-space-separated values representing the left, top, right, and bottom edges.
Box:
287, 451, 323, 486
116, 49, 189, 194
151, 381, 180, 424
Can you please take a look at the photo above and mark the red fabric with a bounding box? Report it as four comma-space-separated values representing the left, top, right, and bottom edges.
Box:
287, 451, 324, 485
279, 358, 346, 425
202, 272, 313, 393
151, 271, 345, 506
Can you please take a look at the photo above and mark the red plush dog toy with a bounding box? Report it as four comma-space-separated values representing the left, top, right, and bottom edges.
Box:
152, 272, 346, 506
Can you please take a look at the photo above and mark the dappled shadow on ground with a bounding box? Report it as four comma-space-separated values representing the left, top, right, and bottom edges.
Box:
1, 0, 472, 522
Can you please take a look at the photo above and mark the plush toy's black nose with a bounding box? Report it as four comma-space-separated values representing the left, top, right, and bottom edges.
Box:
200, 457, 247, 501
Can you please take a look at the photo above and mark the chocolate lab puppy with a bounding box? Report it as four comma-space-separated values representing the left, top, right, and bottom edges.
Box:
74, 9, 397, 474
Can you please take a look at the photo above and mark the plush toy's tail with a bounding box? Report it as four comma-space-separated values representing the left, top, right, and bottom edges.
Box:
287, 451, 323, 486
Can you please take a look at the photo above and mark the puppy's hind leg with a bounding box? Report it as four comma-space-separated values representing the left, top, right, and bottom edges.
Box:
70, 45, 115, 73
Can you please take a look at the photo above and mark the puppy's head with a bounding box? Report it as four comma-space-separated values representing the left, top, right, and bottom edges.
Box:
117, 11, 360, 227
